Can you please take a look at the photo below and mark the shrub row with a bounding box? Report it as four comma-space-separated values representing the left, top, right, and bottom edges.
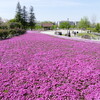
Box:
77, 33, 98, 40
0, 29, 26, 39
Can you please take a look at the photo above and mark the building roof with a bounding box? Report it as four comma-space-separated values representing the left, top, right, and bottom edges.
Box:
41, 23, 53, 27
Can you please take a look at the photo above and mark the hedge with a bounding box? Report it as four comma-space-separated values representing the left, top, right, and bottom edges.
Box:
0, 29, 26, 39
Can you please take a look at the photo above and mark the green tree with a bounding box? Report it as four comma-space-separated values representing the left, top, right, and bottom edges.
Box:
70, 25, 76, 28
0, 17, 8, 29
95, 23, 100, 33
78, 17, 90, 29
9, 22, 21, 29
22, 6, 28, 29
91, 15, 96, 28
51, 25, 57, 30
59, 22, 70, 29
7, 18, 22, 29
41, 21, 53, 24
29, 6, 36, 30
8, 19, 17, 23
15, 2, 23, 24
0, 17, 3, 25
35, 24, 42, 30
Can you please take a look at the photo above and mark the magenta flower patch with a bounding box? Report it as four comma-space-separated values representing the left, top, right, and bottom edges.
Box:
0, 31, 100, 100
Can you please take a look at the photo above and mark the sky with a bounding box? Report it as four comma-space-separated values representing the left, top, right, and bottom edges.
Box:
0, 0, 100, 22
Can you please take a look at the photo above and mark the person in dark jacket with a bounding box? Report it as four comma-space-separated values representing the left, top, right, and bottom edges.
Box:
68, 31, 71, 37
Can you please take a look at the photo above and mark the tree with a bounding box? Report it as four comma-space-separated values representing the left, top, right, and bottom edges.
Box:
91, 15, 96, 28
22, 6, 28, 29
59, 22, 70, 29
15, 2, 23, 23
7, 19, 21, 29
95, 23, 100, 33
0, 17, 8, 29
70, 25, 76, 28
41, 21, 53, 24
29, 6, 36, 30
51, 25, 57, 30
78, 17, 90, 29
35, 24, 42, 30
0, 17, 3, 25
8, 19, 17, 23
9, 22, 21, 29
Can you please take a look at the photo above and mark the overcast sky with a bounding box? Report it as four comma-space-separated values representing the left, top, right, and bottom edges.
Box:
0, 0, 100, 22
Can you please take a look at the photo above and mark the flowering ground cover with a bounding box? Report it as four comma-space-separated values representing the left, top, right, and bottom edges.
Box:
0, 31, 100, 100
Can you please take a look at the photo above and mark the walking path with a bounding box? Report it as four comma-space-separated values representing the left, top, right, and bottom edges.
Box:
41, 30, 100, 44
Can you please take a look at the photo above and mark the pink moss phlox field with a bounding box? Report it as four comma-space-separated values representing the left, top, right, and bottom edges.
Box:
0, 31, 100, 100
